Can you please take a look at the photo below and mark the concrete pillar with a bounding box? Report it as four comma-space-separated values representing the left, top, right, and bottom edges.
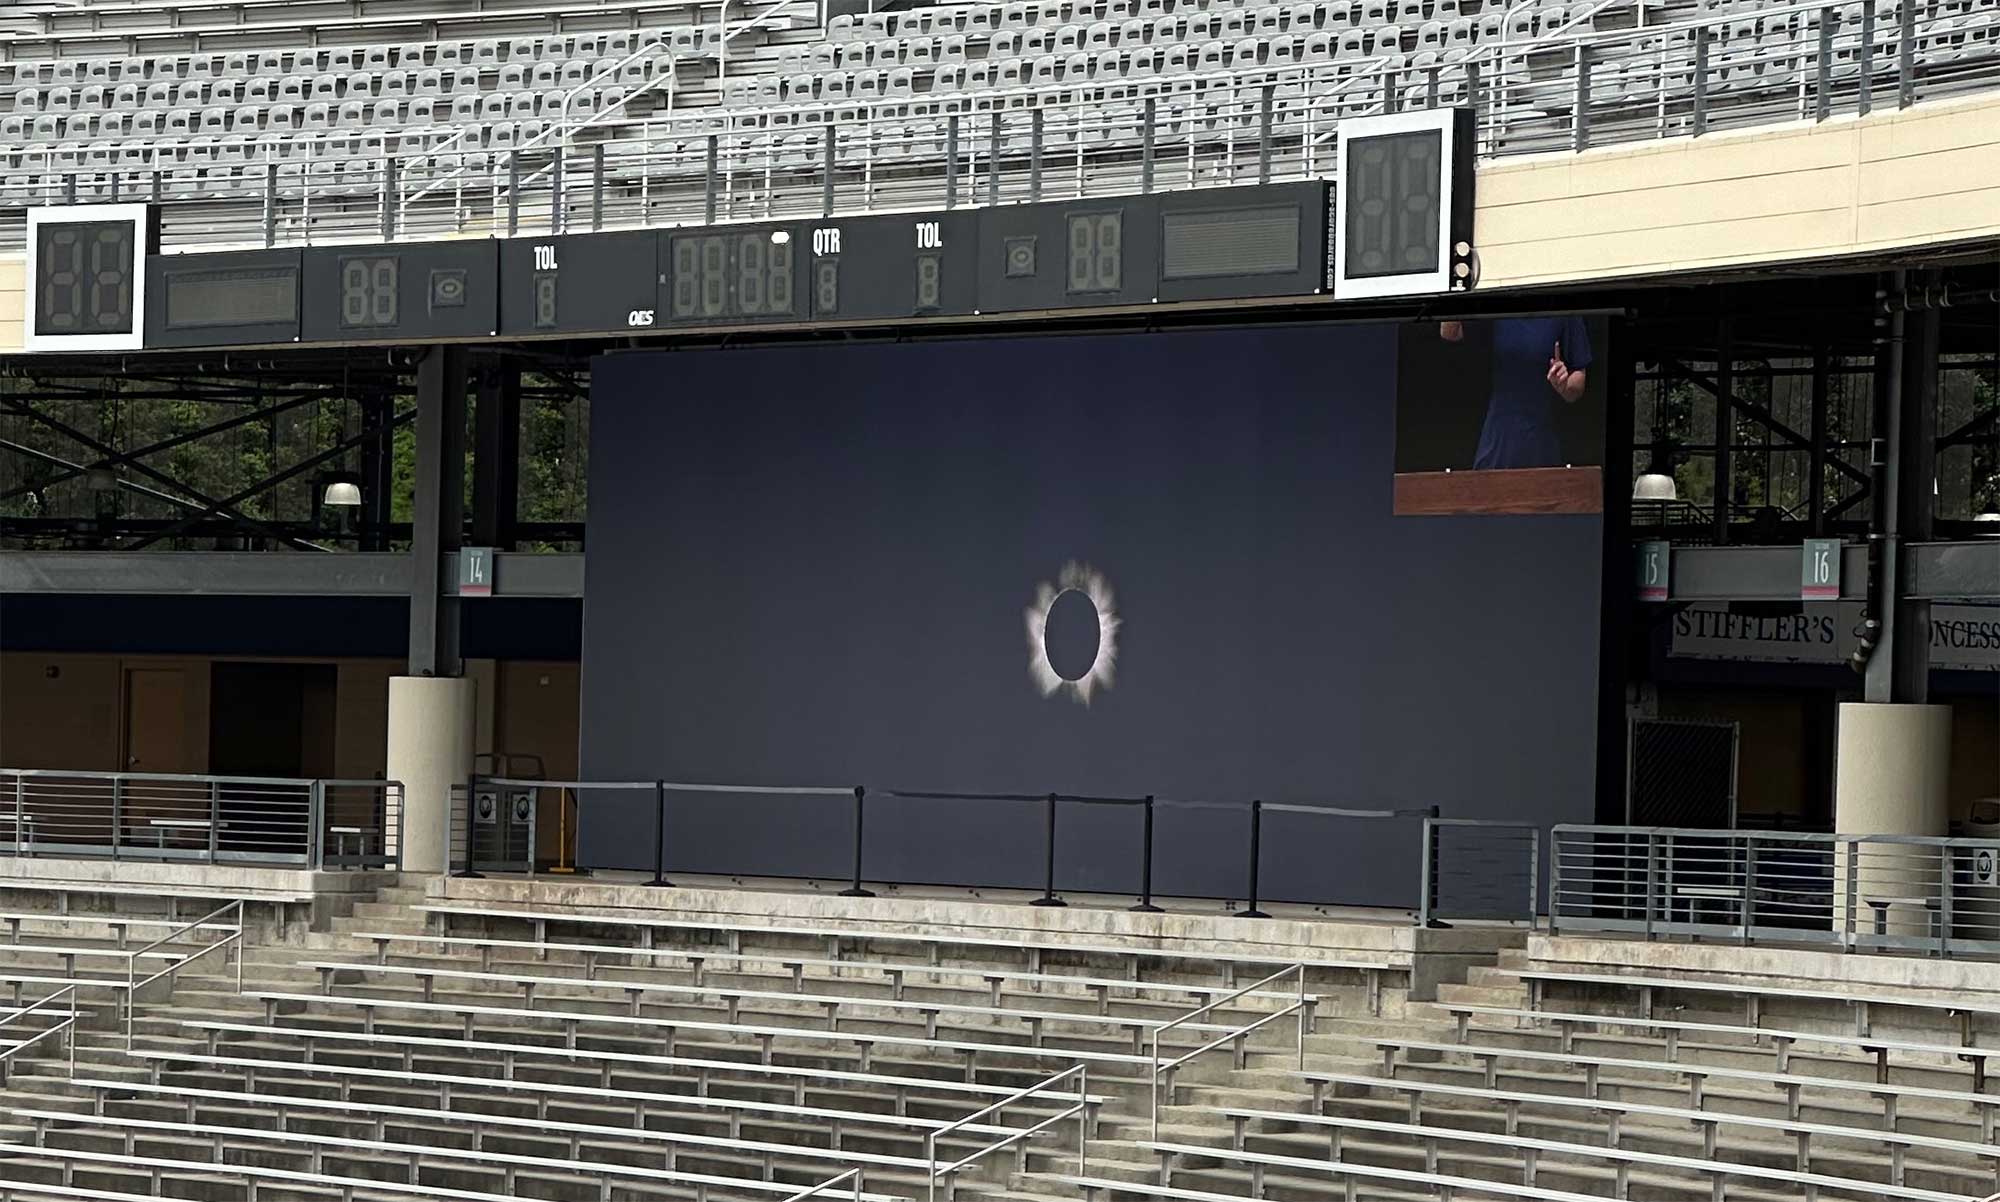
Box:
1833, 702, 1952, 937
387, 676, 477, 874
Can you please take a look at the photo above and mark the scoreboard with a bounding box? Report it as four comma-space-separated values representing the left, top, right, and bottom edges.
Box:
23, 127, 1475, 354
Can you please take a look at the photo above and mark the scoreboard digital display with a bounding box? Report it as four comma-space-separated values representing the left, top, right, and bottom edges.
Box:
146, 248, 303, 348
1332, 107, 1475, 300
22, 152, 1476, 354
667, 229, 799, 321
24, 202, 157, 351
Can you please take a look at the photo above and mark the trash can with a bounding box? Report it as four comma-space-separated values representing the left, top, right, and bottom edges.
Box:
1954, 800, 2000, 944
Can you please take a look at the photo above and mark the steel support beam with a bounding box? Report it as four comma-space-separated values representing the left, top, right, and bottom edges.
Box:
408, 346, 469, 678
470, 363, 522, 551
1866, 286, 1938, 701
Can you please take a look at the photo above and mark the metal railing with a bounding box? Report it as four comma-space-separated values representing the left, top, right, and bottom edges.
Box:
0, 984, 79, 1086
123, 897, 243, 1048
924, 1063, 1089, 1202
476, 774, 1539, 918
1419, 816, 1541, 927
1149, 962, 1305, 1139
0, 770, 403, 870
7, 0, 1992, 250
782, 1169, 867, 1202
1551, 824, 2000, 958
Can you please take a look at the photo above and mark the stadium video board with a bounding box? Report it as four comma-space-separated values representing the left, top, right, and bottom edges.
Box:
578, 322, 1603, 906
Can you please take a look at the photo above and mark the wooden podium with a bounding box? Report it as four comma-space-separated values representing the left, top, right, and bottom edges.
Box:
1394, 466, 1604, 516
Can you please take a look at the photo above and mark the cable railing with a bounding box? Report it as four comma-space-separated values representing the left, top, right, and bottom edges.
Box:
0, 770, 404, 870
1148, 961, 1306, 1138
5, 0, 1991, 250
446, 774, 1543, 922
924, 1062, 1089, 1202
1550, 824, 2000, 958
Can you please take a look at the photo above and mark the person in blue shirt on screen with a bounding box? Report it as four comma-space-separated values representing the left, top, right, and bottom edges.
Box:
1439, 316, 1593, 470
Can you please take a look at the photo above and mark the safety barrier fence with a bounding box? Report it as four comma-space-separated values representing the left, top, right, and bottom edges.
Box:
1550, 824, 2000, 958
5, 0, 1992, 250
448, 774, 1540, 923
0, 985, 78, 1087
0, 770, 403, 870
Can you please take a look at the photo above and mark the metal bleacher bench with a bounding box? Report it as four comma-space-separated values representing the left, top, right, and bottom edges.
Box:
172, 1020, 1116, 1110
0, 911, 243, 947
0, 1143, 903, 1202
1210, 1107, 1974, 1202
1370, 1035, 2000, 1139
1440, 1001, 1998, 1091
356, 928, 1321, 1012
1514, 967, 2000, 1044
1294, 1070, 2000, 1190
27, 1080, 951, 1173
110, 1058, 1054, 1139
297, 957, 1274, 1051
418, 903, 1399, 1010
248, 989, 1167, 1076
1058, 1157, 1611, 1202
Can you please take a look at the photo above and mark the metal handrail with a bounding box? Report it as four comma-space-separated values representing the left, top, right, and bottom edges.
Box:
783, 1168, 865, 1202
124, 898, 244, 1049
924, 1062, 1088, 1202
0, 984, 80, 1084
1149, 961, 1306, 1138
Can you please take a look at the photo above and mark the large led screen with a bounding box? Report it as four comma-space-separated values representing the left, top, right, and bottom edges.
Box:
580, 323, 1605, 905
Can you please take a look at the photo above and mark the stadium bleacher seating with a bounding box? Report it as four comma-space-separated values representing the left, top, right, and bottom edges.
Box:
0, 885, 1995, 1201
5, 0, 1993, 248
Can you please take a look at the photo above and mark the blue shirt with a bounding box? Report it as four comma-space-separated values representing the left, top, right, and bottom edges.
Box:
1473, 315, 1593, 470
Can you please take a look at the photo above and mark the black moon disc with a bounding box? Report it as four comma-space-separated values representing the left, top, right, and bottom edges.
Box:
1043, 588, 1102, 683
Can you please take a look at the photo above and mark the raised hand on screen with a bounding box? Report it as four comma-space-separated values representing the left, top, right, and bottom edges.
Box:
1546, 341, 1586, 403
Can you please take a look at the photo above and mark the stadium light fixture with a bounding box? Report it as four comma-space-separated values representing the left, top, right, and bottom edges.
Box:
1633, 473, 1678, 502
322, 481, 363, 507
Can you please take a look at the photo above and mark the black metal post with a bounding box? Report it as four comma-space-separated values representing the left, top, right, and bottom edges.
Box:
263, 162, 278, 248
647, 781, 671, 887
704, 134, 719, 223
1714, 314, 1735, 545
1030, 108, 1044, 201
381, 156, 397, 240
1859, 0, 1875, 116
1693, 28, 1710, 136
151, 170, 163, 204
822, 122, 837, 217
840, 787, 874, 897
593, 143, 605, 230
63, 174, 76, 204
507, 152, 521, 236
1241, 801, 1269, 918
549, 148, 563, 235
988, 110, 1001, 207
1816, 8, 1836, 123
1574, 44, 1591, 152
1896, 0, 1914, 108
945, 115, 960, 209
453, 779, 484, 879
1031, 793, 1064, 907
1141, 97, 1155, 194
1257, 83, 1273, 184
1131, 796, 1162, 913
1465, 61, 1481, 120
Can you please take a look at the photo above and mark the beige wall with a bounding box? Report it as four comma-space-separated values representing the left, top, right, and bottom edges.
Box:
0, 254, 21, 354
1474, 91, 2000, 290
0, 654, 124, 770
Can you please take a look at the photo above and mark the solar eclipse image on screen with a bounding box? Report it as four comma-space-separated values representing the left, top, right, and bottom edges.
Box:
1025, 562, 1120, 705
